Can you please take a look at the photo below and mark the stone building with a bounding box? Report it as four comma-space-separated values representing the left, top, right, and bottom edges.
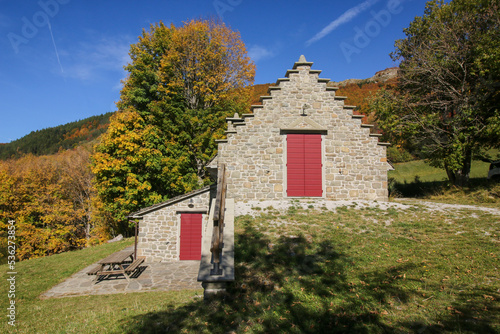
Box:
129, 56, 391, 263
129, 186, 214, 262
214, 55, 390, 201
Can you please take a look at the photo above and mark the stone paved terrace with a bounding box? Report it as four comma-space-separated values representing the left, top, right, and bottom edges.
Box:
41, 247, 202, 299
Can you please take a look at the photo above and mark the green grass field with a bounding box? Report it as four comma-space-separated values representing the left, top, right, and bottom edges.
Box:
389, 148, 499, 185
389, 159, 491, 184
1, 203, 499, 333
389, 159, 500, 205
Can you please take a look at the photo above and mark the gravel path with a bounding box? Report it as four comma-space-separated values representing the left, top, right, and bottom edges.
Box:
396, 199, 500, 216
235, 199, 500, 217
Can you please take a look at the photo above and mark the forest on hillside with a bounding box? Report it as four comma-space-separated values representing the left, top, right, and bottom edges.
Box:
0, 112, 113, 160
0, 146, 114, 261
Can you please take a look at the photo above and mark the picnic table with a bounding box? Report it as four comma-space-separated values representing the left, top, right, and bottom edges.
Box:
88, 249, 145, 283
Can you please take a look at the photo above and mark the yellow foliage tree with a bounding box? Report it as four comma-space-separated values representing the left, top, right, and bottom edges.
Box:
93, 19, 255, 227
0, 147, 107, 260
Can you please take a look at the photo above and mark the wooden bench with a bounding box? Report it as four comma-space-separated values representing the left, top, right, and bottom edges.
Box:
87, 265, 102, 276
125, 257, 145, 274
87, 251, 145, 282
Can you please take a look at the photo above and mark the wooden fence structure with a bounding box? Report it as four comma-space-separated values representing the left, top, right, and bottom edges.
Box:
210, 163, 227, 275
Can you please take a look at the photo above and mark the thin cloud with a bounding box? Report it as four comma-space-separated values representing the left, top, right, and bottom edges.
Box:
248, 45, 275, 62
306, 0, 380, 46
48, 21, 64, 74
62, 36, 131, 81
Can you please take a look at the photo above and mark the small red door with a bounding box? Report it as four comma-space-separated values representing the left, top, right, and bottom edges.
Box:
287, 134, 322, 197
179, 213, 202, 260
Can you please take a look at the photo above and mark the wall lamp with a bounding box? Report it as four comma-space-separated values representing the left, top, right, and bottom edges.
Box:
301, 104, 310, 116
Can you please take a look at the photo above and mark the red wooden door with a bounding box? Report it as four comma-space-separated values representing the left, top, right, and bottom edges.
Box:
179, 213, 202, 260
287, 134, 322, 197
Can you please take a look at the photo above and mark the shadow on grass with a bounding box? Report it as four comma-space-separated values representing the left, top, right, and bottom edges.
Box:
119, 220, 499, 333
391, 176, 499, 199
401, 290, 500, 334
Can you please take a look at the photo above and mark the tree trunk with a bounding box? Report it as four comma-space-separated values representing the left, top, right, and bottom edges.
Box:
445, 149, 472, 187
456, 148, 472, 187
444, 161, 457, 185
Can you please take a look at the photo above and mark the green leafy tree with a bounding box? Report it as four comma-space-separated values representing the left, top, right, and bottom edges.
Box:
375, 0, 500, 186
92, 19, 255, 225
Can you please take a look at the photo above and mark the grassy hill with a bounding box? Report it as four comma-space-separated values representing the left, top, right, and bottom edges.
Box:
1, 202, 498, 333
389, 156, 500, 205
390, 159, 492, 184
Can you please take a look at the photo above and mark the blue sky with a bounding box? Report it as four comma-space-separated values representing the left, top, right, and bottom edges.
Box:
0, 0, 428, 143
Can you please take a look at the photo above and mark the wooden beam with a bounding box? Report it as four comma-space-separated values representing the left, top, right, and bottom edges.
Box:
210, 163, 227, 270
213, 163, 226, 221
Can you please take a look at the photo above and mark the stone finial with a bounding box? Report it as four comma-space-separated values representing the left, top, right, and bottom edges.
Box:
293, 55, 314, 70
233, 112, 239, 118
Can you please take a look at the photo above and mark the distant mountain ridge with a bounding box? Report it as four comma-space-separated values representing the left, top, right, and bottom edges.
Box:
0, 113, 113, 160
330, 67, 399, 87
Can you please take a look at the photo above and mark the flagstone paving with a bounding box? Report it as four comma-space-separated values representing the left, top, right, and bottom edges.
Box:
40, 248, 202, 299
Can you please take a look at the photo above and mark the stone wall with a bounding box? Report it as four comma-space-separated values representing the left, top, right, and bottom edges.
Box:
136, 189, 211, 262
133, 56, 390, 263
217, 57, 389, 201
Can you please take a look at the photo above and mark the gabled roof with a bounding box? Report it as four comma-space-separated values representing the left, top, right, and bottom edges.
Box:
128, 185, 212, 219
206, 154, 218, 170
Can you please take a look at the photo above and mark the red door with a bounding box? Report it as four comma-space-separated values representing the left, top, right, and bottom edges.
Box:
179, 213, 202, 260
287, 134, 322, 197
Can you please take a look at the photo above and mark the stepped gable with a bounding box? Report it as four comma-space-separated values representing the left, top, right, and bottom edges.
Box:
223, 55, 387, 145
216, 55, 390, 201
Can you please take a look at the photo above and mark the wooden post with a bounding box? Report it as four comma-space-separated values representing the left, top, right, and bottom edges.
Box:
210, 163, 226, 275
130, 220, 139, 260
213, 163, 226, 221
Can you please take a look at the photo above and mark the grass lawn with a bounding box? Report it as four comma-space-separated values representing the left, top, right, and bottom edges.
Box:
390, 148, 500, 185
389, 159, 500, 206
389, 159, 491, 184
0, 238, 202, 333
1, 204, 499, 333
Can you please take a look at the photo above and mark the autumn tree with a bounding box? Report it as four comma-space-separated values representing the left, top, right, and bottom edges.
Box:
58, 146, 101, 242
0, 145, 113, 261
336, 79, 397, 127
375, 0, 500, 186
92, 19, 255, 224
0, 151, 100, 260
